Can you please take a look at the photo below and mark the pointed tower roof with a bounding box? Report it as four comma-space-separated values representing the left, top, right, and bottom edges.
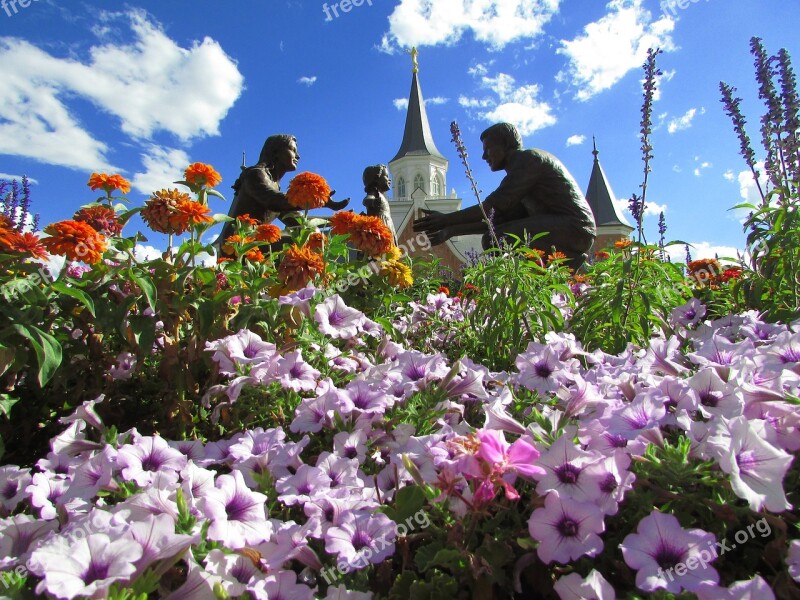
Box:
585, 138, 632, 228
391, 48, 445, 162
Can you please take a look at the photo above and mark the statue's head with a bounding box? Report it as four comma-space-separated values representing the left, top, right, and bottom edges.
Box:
480, 123, 522, 171
363, 164, 390, 193
479, 123, 523, 151
258, 134, 298, 169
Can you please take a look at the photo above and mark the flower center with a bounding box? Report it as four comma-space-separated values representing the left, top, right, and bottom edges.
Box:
555, 463, 581, 485
599, 473, 618, 494
535, 362, 553, 378
699, 390, 722, 407
82, 560, 110, 585
557, 517, 579, 538
655, 544, 685, 571
352, 530, 371, 551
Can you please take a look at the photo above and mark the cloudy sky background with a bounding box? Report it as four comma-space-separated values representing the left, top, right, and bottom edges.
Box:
1, 0, 798, 262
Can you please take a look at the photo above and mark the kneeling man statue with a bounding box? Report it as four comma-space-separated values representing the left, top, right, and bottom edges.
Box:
413, 122, 596, 269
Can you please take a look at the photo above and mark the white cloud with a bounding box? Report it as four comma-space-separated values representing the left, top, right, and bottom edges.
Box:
736, 165, 766, 205
133, 244, 163, 262
460, 73, 556, 136
668, 107, 704, 134
557, 0, 676, 101
693, 161, 712, 177
0, 9, 244, 170
613, 197, 667, 218
395, 96, 449, 110
298, 76, 317, 86
665, 241, 743, 265
131, 145, 191, 196
566, 134, 586, 147
0, 173, 38, 184
381, 0, 560, 51
723, 170, 735, 182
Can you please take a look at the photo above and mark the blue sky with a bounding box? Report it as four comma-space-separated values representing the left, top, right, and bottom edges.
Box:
1, 0, 798, 262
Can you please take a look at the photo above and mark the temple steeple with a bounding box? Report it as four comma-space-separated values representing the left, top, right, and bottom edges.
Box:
586, 138, 631, 228
585, 138, 634, 250
390, 48, 445, 162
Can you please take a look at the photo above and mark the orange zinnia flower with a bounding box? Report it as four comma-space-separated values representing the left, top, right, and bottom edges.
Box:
175, 200, 214, 231
348, 215, 394, 257
277, 244, 326, 291
547, 251, 568, 264
438, 286, 450, 295
236, 213, 259, 226
255, 223, 282, 244
330, 211, 359, 236
222, 235, 255, 257
304, 232, 327, 253
614, 239, 632, 249
184, 163, 222, 189
142, 189, 191, 234
286, 172, 331, 211
594, 251, 611, 260
42, 220, 107, 264
87, 173, 131, 195
4, 231, 48, 260
74, 205, 123, 237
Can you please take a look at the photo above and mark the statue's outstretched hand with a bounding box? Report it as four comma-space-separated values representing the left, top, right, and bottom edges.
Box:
326, 190, 350, 211
413, 209, 450, 245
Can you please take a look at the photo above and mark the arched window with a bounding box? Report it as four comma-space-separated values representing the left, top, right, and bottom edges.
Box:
431, 174, 443, 196
414, 173, 425, 193
396, 177, 406, 199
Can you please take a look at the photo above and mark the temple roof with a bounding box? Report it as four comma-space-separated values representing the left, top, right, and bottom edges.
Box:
390, 66, 445, 162
585, 139, 632, 228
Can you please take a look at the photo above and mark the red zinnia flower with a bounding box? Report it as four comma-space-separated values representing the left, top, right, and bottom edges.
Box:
74, 205, 123, 237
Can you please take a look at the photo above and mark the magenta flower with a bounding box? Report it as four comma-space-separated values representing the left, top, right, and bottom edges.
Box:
117, 435, 188, 487
527, 491, 605, 564
620, 510, 719, 594
325, 511, 397, 570
515, 346, 571, 395
669, 298, 706, 328
109, 351, 137, 380
29, 532, 144, 600
553, 569, 615, 600
473, 429, 544, 501
198, 470, 271, 548
314, 294, 367, 339
61, 446, 117, 502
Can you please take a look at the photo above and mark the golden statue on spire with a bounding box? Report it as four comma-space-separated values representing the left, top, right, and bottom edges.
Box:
408, 46, 419, 73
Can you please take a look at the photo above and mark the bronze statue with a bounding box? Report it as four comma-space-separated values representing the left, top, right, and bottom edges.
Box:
217, 134, 348, 247
413, 122, 596, 269
362, 164, 397, 244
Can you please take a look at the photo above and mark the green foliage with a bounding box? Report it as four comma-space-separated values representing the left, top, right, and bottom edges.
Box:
569, 245, 690, 354
721, 37, 800, 322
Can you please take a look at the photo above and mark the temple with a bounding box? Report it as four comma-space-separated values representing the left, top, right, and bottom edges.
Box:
388, 52, 632, 270
388, 49, 483, 273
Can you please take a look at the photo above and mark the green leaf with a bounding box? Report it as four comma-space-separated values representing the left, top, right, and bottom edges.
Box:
128, 268, 157, 312
11, 325, 62, 386
0, 393, 19, 418
207, 188, 227, 201
50, 281, 96, 317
